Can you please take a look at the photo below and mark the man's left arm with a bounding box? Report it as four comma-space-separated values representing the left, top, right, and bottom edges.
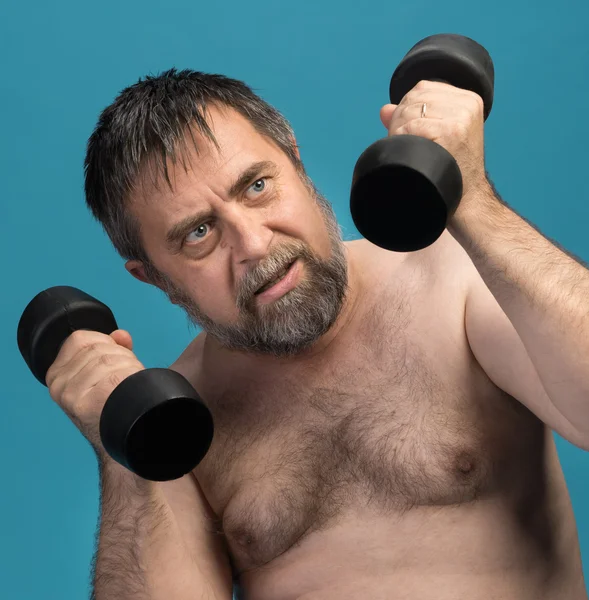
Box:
451, 183, 589, 449
383, 81, 589, 449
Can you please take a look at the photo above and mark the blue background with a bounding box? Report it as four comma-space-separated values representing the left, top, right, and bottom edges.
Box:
1, 0, 588, 598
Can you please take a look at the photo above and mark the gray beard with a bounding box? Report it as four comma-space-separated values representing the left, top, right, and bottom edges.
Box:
147, 183, 349, 358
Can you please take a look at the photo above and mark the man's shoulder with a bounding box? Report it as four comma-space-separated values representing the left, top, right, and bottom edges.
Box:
169, 331, 207, 382
349, 231, 475, 304
344, 235, 427, 282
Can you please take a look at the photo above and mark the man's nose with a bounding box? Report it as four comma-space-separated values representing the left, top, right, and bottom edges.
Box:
225, 211, 274, 264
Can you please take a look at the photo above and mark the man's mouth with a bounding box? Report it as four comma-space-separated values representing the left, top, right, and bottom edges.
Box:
254, 261, 296, 296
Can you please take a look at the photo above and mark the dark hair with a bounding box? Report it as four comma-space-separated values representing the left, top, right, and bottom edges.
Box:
84, 68, 302, 263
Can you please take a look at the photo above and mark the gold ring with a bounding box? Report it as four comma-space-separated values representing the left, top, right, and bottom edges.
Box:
421, 103, 427, 119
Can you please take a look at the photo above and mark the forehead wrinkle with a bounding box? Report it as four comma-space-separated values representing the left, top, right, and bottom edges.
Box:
130, 107, 284, 220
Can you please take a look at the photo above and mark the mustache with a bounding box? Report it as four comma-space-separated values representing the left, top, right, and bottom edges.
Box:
236, 243, 311, 305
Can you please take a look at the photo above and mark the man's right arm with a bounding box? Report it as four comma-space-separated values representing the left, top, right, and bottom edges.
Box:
41, 328, 233, 598
91, 457, 233, 600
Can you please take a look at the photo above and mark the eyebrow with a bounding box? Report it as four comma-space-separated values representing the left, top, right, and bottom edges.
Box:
165, 160, 277, 248
228, 160, 276, 197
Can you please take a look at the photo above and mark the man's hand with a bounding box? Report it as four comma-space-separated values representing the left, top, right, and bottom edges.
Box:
380, 80, 488, 206
45, 329, 144, 457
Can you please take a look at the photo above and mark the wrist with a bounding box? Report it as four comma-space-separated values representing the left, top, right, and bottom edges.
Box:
448, 178, 498, 235
98, 454, 160, 497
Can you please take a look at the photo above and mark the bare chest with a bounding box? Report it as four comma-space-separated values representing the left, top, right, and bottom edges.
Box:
192, 252, 545, 574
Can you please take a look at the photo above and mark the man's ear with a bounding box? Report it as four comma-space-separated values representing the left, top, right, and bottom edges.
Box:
125, 260, 179, 305
125, 260, 151, 284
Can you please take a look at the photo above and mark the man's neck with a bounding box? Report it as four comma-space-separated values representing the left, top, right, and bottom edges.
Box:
204, 244, 368, 375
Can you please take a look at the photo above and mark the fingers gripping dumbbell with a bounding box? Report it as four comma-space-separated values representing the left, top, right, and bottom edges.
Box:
17, 286, 214, 481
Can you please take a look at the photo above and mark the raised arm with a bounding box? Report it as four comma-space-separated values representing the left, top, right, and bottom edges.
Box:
92, 457, 233, 599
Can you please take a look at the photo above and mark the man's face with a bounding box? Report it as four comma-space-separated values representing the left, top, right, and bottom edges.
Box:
128, 105, 348, 357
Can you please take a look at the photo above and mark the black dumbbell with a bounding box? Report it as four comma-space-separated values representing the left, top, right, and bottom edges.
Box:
17, 286, 214, 481
350, 33, 495, 252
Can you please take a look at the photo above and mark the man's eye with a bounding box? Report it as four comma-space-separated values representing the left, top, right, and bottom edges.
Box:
249, 178, 266, 193
185, 223, 210, 243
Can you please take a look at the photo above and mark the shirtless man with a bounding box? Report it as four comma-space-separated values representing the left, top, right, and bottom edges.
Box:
45, 69, 589, 599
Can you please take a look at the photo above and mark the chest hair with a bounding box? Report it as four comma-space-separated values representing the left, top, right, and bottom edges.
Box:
195, 284, 544, 572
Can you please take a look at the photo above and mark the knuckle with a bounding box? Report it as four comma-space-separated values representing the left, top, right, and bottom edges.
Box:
106, 371, 124, 391
405, 103, 419, 118
87, 342, 102, 355
97, 352, 114, 367
453, 120, 468, 136
404, 90, 421, 105
61, 383, 79, 409
47, 377, 60, 400
68, 330, 86, 342
68, 330, 92, 348
465, 92, 484, 114
457, 106, 472, 122
400, 120, 413, 134
67, 331, 111, 353
391, 104, 409, 127
469, 90, 484, 106
86, 343, 114, 364
71, 397, 89, 419
45, 365, 58, 387
404, 119, 422, 135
